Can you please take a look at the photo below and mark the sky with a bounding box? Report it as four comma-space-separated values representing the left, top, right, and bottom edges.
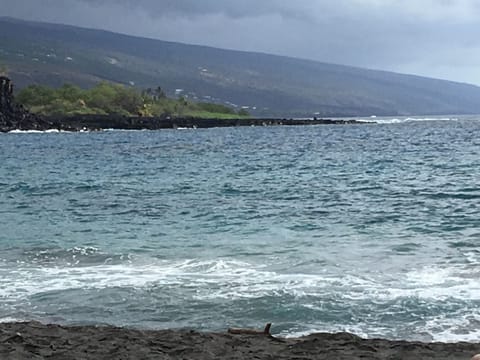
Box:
1, 0, 480, 85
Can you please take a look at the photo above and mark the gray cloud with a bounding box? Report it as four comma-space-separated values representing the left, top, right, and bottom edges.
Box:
75, 0, 315, 19
1, 0, 480, 85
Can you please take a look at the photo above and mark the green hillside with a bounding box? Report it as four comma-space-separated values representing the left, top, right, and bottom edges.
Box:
15, 82, 249, 118
1, 17, 480, 117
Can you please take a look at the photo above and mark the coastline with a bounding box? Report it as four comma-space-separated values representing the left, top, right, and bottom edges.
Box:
1, 322, 479, 359
0, 114, 369, 133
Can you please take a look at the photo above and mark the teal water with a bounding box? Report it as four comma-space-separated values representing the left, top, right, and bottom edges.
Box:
1, 119, 480, 341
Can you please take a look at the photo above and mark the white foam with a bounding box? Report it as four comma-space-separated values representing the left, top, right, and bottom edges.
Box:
424, 314, 480, 342
9, 129, 44, 134
0, 316, 27, 323
355, 116, 460, 124
0, 259, 272, 300
281, 305, 480, 342
68, 246, 100, 256
8, 129, 70, 134
2, 259, 479, 302
281, 324, 377, 340
103, 128, 134, 132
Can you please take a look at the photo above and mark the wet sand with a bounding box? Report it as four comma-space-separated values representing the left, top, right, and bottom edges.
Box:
1, 322, 479, 359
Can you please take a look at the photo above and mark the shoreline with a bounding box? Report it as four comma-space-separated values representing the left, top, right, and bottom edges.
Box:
0, 114, 370, 133
1, 322, 479, 359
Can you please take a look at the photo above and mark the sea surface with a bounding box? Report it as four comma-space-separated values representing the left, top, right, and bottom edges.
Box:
1, 116, 479, 342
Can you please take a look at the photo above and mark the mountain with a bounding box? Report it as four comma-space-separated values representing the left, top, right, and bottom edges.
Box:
1, 17, 480, 117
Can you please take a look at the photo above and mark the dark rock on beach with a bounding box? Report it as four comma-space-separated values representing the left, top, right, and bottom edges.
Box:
0, 322, 479, 360
0, 77, 74, 133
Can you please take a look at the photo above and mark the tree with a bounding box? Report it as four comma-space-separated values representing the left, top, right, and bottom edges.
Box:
112, 85, 143, 114
84, 82, 119, 114
16, 85, 56, 106
57, 84, 84, 103
154, 86, 166, 99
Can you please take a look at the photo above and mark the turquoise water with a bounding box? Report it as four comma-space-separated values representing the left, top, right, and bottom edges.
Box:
1, 118, 480, 341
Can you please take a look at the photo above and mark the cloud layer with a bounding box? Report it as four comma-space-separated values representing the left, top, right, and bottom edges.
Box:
2, 0, 480, 85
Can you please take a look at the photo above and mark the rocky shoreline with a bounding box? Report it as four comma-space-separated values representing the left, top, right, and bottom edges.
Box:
1, 113, 368, 133
1, 322, 479, 360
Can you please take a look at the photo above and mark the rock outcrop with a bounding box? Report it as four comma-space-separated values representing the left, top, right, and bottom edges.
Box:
0, 76, 65, 132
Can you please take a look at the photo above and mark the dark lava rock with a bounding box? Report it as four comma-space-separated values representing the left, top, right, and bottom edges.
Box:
0, 76, 73, 132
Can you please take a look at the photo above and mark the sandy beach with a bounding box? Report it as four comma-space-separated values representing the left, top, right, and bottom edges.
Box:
1, 322, 479, 359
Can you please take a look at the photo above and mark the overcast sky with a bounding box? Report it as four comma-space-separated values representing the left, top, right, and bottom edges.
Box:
2, 0, 480, 85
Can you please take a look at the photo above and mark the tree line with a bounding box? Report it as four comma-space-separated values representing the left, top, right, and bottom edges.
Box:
16, 82, 250, 118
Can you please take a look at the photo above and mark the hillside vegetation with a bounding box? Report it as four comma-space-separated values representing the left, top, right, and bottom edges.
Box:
16, 83, 248, 118
2, 17, 480, 116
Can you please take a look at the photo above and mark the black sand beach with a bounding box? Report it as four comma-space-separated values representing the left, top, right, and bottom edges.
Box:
1, 322, 479, 359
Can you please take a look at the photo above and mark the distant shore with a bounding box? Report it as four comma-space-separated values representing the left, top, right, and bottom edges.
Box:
1, 114, 370, 133
1, 322, 479, 359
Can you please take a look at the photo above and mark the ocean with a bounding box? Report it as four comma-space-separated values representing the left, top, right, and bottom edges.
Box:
1, 117, 479, 342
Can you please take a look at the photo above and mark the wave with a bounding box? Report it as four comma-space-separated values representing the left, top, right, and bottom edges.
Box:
8, 129, 64, 134
1, 254, 479, 341
2, 255, 479, 301
0, 246, 132, 268
355, 116, 461, 124
102, 128, 148, 132
0, 316, 27, 323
